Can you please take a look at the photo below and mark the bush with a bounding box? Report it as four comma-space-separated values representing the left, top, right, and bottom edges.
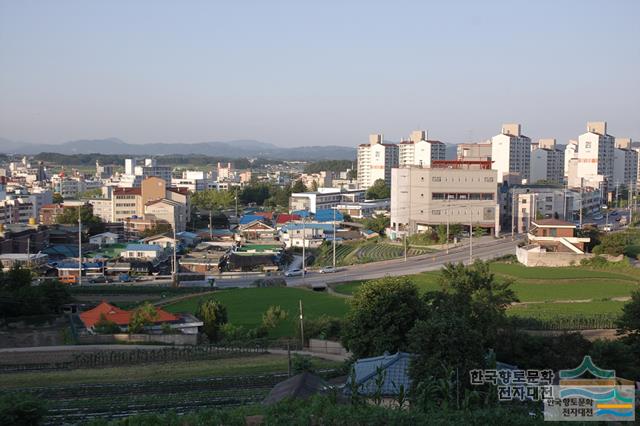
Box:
0, 393, 47, 426
292, 354, 315, 374
252, 278, 286, 288
298, 315, 343, 341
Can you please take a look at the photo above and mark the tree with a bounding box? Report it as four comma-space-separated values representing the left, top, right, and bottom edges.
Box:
593, 231, 633, 256
79, 188, 103, 199
303, 160, 352, 174
0, 266, 72, 317
363, 214, 390, 235
617, 290, 640, 344
0, 392, 47, 426
128, 302, 158, 333
265, 184, 292, 209
291, 179, 308, 193
240, 184, 271, 205
261, 305, 288, 330
365, 179, 390, 200
52, 192, 64, 204
341, 276, 424, 358
197, 299, 228, 342
192, 189, 235, 212
310, 180, 319, 192
409, 261, 518, 398
473, 225, 485, 238
94, 313, 121, 334
139, 223, 172, 238
56, 205, 104, 235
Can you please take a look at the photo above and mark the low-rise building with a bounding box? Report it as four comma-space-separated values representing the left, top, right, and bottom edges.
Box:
289, 188, 365, 214
121, 243, 164, 260
390, 160, 500, 238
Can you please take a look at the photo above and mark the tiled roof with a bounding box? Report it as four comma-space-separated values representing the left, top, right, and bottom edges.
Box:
276, 214, 301, 224
532, 219, 575, 227
124, 243, 163, 252
239, 214, 265, 225
114, 187, 142, 196
80, 301, 177, 328
254, 211, 274, 220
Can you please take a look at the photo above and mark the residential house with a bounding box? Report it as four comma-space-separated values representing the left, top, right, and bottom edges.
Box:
89, 232, 119, 247
344, 351, 412, 404
121, 243, 164, 260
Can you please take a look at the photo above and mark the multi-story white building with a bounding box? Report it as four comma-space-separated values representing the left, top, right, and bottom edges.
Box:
144, 198, 187, 232
357, 134, 399, 189
491, 123, 531, 184
390, 160, 500, 237
398, 130, 446, 168
613, 138, 639, 189
563, 140, 578, 180
567, 122, 615, 190
530, 139, 565, 184
289, 188, 365, 214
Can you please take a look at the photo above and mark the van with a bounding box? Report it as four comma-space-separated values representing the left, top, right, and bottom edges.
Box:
59, 275, 77, 285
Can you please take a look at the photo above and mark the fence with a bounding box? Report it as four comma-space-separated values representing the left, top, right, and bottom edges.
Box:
0, 344, 268, 373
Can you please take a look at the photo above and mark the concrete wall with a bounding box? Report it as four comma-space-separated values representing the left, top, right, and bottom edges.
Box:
79, 333, 198, 345
308, 339, 349, 356
517, 246, 623, 267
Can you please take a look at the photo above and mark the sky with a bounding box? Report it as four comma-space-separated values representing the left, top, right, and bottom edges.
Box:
0, 0, 638, 148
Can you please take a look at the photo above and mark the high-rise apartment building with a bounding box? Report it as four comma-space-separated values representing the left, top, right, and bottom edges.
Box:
563, 140, 578, 180
357, 134, 399, 189
613, 138, 639, 189
457, 143, 492, 162
491, 123, 531, 184
530, 139, 565, 184
567, 122, 615, 190
398, 130, 446, 168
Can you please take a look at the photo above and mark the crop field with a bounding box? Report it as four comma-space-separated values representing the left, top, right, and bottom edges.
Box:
313, 241, 434, 267
332, 263, 639, 328
0, 355, 341, 424
166, 287, 349, 337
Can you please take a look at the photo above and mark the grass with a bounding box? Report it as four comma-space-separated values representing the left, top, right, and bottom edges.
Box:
508, 300, 627, 318
313, 240, 434, 267
0, 354, 341, 389
488, 262, 638, 281
166, 287, 350, 337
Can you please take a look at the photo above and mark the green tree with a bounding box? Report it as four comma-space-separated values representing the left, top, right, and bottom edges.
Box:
52, 192, 64, 203
617, 290, 640, 344
341, 276, 424, 358
192, 189, 235, 212
291, 179, 308, 193
261, 305, 288, 330
197, 299, 228, 342
310, 180, 319, 192
139, 223, 172, 238
56, 205, 104, 235
365, 179, 390, 200
363, 214, 390, 235
240, 184, 271, 205
265, 184, 292, 209
94, 313, 121, 334
473, 225, 485, 238
128, 302, 158, 333
0, 392, 47, 426
79, 188, 103, 199
593, 231, 633, 256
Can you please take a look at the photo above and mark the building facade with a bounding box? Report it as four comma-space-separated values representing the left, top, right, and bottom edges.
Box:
398, 130, 446, 168
357, 134, 399, 189
491, 123, 531, 184
530, 139, 565, 184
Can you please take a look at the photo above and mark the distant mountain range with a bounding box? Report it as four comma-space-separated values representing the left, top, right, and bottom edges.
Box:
0, 137, 459, 161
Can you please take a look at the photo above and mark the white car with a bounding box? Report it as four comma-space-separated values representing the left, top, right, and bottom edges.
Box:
319, 266, 338, 274
284, 269, 303, 277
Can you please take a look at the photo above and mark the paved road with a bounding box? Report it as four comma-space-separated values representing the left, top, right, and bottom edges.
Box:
284, 237, 519, 287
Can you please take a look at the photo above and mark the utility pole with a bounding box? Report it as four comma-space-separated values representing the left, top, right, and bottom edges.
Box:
209, 210, 213, 240
332, 207, 336, 269
301, 211, 306, 278
235, 187, 238, 218
172, 220, 178, 288
78, 207, 82, 285
404, 231, 407, 262
469, 208, 473, 264
511, 189, 515, 240
446, 200, 450, 253
579, 178, 583, 229
299, 300, 304, 349
26, 237, 31, 269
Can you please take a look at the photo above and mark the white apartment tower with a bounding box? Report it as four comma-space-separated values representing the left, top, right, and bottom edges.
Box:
490, 123, 531, 184
398, 130, 446, 168
564, 140, 578, 180
530, 139, 565, 184
567, 122, 615, 190
614, 138, 639, 189
357, 134, 399, 189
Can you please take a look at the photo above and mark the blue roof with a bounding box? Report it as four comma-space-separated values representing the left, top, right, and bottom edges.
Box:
281, 223, 334, 232
315, 209, 344, 222
291, 210, 311, 218
239, 214, 265, 225
125, 244, 162, 251
177, 231, 199, 239
345, 352, 412, 396
362, 229, 377, 235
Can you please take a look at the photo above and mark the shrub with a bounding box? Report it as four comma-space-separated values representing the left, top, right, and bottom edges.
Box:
252, 278, 286, 288
292, 354, 315, 374
261, 305, 288, 330
0, 393, 47, 426
196, 299, 228, 342
298, 315, 343, 341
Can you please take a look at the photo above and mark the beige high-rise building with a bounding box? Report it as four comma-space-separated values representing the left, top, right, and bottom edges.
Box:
357, 134, 399, 189
564, 140, 578, 180
530, 139, 565, 184
390, 161, 500, 237
613, 139, 638, 188
398, 130, 446, 168
491, 123, 531, 184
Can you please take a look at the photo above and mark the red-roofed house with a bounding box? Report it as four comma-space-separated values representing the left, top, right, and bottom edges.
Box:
275, 213, 301, 229
80, 301, 202, 334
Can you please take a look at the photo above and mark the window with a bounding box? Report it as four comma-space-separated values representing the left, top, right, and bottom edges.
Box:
432, 176, 441, 182
484, 177, 494, 182
432, 210, 441, 215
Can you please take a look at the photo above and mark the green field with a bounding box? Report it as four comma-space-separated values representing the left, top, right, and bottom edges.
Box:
508, 300, 627, 318
313, 240, 434, 267
0, 354, 341, 389
166, 287, 349, 337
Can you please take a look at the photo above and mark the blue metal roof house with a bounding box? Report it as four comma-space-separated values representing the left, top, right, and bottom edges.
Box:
239, 214, 266, 225
344, 351, 412, 397
315, 209, 344, 222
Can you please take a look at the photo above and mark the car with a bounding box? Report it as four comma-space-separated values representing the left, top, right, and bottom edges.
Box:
615, 217, 621, 222
610, 211, 619, 216
88, 276, 108, 284
593, 214, 604, 220
284, 269, 303, 277
602, 225, 613, 232
319, 266, 339, 274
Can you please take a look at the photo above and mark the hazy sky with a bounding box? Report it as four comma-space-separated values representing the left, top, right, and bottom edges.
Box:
1, 0, 638, 147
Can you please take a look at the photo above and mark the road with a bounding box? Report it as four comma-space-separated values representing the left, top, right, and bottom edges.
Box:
284, 237, 519, 287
